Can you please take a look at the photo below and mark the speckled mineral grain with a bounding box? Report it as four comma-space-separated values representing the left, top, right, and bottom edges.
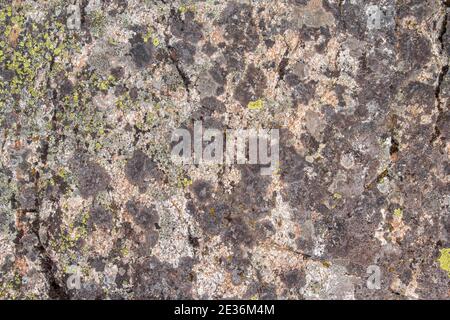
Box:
0, 0, 449, 300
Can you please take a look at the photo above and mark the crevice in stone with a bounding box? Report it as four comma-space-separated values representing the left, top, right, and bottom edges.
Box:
132, 124, 152, 147
31, 217, 69, 299
275, 47, 290, 89
431, 6, 448, 144
163, 9, 192, 97
338, 0, 344, 14
167, 44, 192, 96
80, 0, 88, 26
365, 168, 389, 191
430, 64, 448, 144
1, 129, 7, 153
390, 136, 399, 158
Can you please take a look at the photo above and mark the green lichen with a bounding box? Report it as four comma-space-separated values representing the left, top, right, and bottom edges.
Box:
178, 3, 196, 14
51, 211, 90, 253
87, 10, 107, 36
116, 91, 134, 110
95, 142, 102, 151
120, 246, 130, 257
94, 74, 116, 91
248, 99, 264, 110
178, 177, 193, 188
333, 193, 342, 200
438, 248, 450, 277
393, 208, 403, 218
178, 5, 187, 14
0, 6, 74, 108
143, 27, 152, 43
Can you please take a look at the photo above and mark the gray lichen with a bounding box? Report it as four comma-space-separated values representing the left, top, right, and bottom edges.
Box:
0, 0, 448, 300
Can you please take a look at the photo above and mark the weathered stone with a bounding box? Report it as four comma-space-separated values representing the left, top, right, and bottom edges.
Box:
0, 0, 447, 301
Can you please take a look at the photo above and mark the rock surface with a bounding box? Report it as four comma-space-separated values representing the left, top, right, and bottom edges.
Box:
0, 0, 449, 299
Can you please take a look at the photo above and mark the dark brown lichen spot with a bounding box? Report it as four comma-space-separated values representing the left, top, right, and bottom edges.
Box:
286, 77, 317, 105
17, 186, 37, 211
235, 165, 275, 219
199, 97, 226, 114
114, 84, 127, 96
125, 150, 161, 193
110, 66, 124, 79
217, 2, 259, 52
281, 268, 306, 289
403, 81, 435, 108
171, 40, 196, 64
321, 192, 383, 263
398, 32, 431, 73
191, 180, 212, 202
129, 32, 155, 68
88, 205, 113, 231
336, 2, 367, 39
132, 256, 195, 299
278, 132, 308, 209
396, 0, 434, 23
186, 200, 228, 236
223, 46, 246, 72
201, 41, 217, 56
255, 220, 276, 241
70, 153, 111, 199
114, 262, 130, 287
88, 256, 106, 272
208, 65, 227, 87
222, 216, 255, 247
170, 10, 203, 43
187, 181, 231, 235
220, 248, 252, 285
289, 0, 308, 5
243, 281, 278, 300
233, 64, 267, 106
125, 199, 159, 229
59, 78, 74, 97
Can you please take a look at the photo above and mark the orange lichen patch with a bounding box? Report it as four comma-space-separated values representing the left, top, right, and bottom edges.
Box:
14, 210, 26, 234
316, 85, 339, 107
209, 27, 225, 44
8, 24, 21, 47
390, 150, 399, 162
389, 213, 410, 243
15, 256, 28, 276
14, 139, 22, 149
12, 0, 23, 8
295, 0, 336, 28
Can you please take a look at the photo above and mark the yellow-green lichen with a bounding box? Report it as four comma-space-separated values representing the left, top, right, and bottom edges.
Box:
393, 208, 403, 218
438, 248, 450, 277
116, 92, 134, 110
0, 7, 74, 106
95, 142, 102, 151
94, 74, 116, 91
51, 211, 90, 253
120, 246, 130, 257
333, 193, 342, 200
143, 27, 152, 43
179, 5, 187, 14
178, 4, 196, 14
178, 177, 193, 188
248, 99, 264, 110
87, 10, 107, 36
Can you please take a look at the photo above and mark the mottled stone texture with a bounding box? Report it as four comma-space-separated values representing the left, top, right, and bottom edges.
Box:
0, 0, 448, 300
